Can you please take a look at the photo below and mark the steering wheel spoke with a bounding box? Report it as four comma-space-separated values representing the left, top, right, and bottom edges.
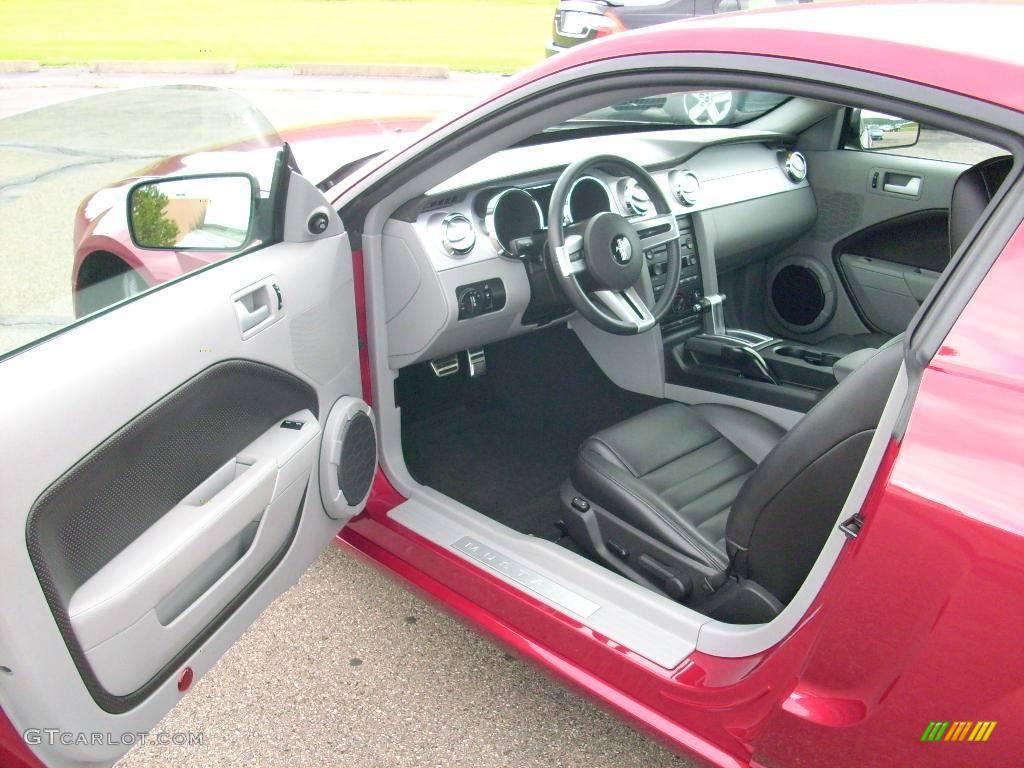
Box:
554, 233, 587, 277
547, 154, 681, 335
633, 213, 680, 250
593, 287, 656, 333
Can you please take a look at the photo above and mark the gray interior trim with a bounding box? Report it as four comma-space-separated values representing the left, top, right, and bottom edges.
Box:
25, 361, 317, 711
389, 490, 702, 669
0, 230, 364, 768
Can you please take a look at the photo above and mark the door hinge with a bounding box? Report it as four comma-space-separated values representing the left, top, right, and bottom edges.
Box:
839, 513, 865, 539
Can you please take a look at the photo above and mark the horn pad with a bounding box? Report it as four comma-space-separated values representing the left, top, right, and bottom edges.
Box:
583, 212, 643, 290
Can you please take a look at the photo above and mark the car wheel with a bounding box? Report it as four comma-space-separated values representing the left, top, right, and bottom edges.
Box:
665, 91, 736, 126
75, 254, 149, 317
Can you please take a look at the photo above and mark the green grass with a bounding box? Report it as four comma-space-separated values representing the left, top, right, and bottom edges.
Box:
0, 0, 553, 73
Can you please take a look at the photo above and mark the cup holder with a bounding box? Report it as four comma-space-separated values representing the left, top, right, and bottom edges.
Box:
773, 345, 841, 368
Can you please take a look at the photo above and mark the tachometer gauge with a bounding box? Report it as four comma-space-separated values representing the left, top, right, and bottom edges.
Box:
564, 175, 612, 224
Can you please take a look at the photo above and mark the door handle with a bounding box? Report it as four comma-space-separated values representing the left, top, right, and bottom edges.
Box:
234, 297, 270, 332
231, 277, 281, 338
882, 174, 921, 197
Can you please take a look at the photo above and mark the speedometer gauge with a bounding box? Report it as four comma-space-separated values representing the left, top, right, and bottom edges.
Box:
485, 188, 543, 257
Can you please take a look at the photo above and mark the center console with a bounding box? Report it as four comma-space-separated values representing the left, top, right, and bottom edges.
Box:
648, 215, 704, 330
656, 216, 846, 413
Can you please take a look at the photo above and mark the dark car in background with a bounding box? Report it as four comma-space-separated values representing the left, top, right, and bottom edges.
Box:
547, 0, 816, 58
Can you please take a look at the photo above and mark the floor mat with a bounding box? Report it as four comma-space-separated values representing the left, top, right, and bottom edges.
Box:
400, 325, 658, 540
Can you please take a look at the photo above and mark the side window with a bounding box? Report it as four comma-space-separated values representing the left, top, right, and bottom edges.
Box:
0, 85, 282, 360
844, 109, 1005, 164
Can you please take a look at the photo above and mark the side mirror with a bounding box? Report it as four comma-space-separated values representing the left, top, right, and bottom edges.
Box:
128, 173, 257, 250
852, 109, 920, 151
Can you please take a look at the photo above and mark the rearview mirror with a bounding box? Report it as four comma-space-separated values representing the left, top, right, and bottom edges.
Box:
853, 110, 920, 151
128, 173, 257, 250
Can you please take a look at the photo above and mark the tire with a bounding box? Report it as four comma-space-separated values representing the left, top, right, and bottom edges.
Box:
75, 256, 149, 317
664, 91, 737, 126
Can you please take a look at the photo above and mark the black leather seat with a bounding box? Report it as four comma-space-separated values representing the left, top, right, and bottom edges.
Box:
809, 154, 1012, 357
563, 340, 903, 623
949, 154, 1013, 254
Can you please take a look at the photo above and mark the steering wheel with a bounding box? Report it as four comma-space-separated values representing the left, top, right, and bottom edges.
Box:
548, 155, 682, 335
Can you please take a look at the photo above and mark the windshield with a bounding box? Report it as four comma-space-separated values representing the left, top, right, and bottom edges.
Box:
552, 91, 789, 131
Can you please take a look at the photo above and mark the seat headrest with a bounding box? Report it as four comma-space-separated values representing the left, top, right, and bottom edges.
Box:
950, 155, 1013, 255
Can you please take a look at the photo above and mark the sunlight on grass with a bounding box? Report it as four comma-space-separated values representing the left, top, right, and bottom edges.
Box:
0, 0, 554, 72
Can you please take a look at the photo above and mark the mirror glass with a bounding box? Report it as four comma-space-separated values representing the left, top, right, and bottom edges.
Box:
856, 110, 921, 150
129, 175, 254, 250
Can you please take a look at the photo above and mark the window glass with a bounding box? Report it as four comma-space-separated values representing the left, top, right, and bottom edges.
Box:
552, 90, 789, 131
0, 86, 281, 359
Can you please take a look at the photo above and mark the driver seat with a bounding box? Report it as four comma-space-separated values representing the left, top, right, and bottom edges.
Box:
562, 339, 903, 623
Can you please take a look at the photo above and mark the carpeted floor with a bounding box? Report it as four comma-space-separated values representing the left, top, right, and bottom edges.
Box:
399, 324, 658, 541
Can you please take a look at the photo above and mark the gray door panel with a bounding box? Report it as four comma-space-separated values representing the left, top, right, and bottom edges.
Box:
0, 176, 370, 768
765, 147, 963, 344
838, 253, 940, 335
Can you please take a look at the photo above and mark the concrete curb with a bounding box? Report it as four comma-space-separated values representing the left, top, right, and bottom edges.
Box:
0, 60, 40, 73
293, 63, 449, 79
88, 60, 237, 74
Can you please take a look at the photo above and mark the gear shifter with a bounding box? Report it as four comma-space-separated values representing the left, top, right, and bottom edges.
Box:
693, 293, 728, 336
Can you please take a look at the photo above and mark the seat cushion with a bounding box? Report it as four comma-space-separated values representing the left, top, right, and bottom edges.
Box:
570, 402, 785, 571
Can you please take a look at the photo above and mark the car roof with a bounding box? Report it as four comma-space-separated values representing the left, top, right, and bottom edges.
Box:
505, 1, 1024, 112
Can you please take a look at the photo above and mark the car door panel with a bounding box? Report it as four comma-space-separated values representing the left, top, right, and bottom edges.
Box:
0, 173, 371, 767
833, 208, 948, 334
772, 147, 962, 343
837, 253, 940, 334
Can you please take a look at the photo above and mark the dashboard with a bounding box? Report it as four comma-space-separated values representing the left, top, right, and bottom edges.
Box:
381, 128, 816, 369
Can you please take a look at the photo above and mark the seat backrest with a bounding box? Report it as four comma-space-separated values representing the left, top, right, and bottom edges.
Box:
725, 340, 903, 604
950, 155, 1013, 256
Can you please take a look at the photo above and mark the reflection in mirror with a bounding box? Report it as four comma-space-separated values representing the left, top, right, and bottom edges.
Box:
129, 174, 255, 250
855, 110, 920, 150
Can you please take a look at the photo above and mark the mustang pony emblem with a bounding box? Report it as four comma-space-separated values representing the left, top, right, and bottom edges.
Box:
612, 235, 633, 264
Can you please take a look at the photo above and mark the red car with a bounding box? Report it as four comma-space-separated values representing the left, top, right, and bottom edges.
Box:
2, 2, 1022, 767
71, 116, 430, 317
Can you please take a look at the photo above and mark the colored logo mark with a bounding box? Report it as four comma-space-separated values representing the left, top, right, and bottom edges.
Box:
921, 721, 996, 742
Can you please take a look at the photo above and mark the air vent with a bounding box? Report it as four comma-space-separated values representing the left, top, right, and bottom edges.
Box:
779, 151, 808, 183
669, 170, 700, 206
621, 178, 654, 217
420, 193, 463, 213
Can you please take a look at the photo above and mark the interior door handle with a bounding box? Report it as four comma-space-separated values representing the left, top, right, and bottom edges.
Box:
231, 278, 281, 338
234, 298, 270, 332
883, 175, 922, 196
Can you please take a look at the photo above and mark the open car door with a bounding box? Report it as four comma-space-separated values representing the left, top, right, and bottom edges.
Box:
0, 88, 376, 768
